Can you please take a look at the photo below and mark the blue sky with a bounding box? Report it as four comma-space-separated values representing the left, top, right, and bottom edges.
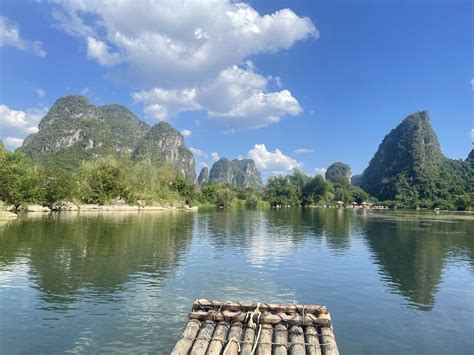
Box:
0, 0, 472, 177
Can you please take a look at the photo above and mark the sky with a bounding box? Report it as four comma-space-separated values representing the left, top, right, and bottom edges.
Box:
0, 0, 472, 178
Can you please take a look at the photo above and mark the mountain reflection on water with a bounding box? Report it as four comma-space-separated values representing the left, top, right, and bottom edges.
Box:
0, 209, 472, 354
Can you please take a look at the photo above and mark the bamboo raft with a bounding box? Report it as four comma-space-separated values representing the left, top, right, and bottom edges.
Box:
171, 299, 339, 355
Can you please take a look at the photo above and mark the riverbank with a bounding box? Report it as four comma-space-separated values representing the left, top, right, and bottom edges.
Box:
1, 202, 198, 219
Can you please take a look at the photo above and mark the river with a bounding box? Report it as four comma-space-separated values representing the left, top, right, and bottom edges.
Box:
0, 209, 473, 354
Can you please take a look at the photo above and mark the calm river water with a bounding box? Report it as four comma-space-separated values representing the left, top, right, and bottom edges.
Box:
0, 209, 473, 354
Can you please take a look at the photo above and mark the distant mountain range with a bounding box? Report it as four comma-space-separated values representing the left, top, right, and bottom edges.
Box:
356, 110, 472, 204
203, 158, 263, 189
16, 95, 264, 188
13, 96, 473, 202
18, 95, 196, 180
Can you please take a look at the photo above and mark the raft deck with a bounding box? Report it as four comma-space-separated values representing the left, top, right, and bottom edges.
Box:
171, 299, 339, 355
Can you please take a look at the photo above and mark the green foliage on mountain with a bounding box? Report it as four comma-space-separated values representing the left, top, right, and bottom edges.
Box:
209, 158, 263, 189
197, 167, 209, 185
98, 104, 150, 152
325, 162, 351, 184
360, 110, 444, 200
132, 122, 196, 181
17, 95, 195, 180
358, 110, 472, 210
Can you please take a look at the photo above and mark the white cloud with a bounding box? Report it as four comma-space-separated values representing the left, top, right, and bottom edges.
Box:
190, 147, 207, 159
0, 16, 46, 57
53, 0, 316, 84
35, 88, 45, 98
294, 148, 315, 154
247, 144, 302, 175
471, 79, 474, 90
53, 0, 315, 130
132, 87, 200, 121
469, 129, 474, 140
4, 137, 24, 149
315, 167, 327, 176
0, 104, 47, 149
86, 36, 121, 67
180, 129, 192, 137
211, 152, 220, 162
132, 65, 301, 128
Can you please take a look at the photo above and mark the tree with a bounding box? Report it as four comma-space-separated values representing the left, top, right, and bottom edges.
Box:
288, 169, 310, 193
171, 175, 196, 205
215, 185, 235, 208
75, 157, 131, 204
264, 176, 300, 207
0, 152, 29, 207
454, 193, 472, 211
302, 175, 330, 205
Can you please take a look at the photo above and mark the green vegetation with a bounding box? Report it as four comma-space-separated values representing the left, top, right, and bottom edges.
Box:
0, 148, 266, 209
325, 162, 351, 184
263, 170, 374, 207
356, 111, 473, 210
18, 95, 196, 180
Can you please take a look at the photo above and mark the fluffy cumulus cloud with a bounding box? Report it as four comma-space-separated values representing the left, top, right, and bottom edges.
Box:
0, 16, 46, 57
190, 147, 207, 159
86, 36, 121, 66
0, 104, 47, 150
53, 0, 316, 129
247, 144, 302, 175
133, 65, 302, 128
132, 87, 200, 121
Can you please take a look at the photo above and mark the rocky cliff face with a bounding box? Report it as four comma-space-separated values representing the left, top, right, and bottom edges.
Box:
18, 96, 116, 168
209, 158, 263, 189
132, 122, 196, 181
18, 95, 195, 180
197, 167, 209, 185
359, 110, 444, 200
325, 162, 351, 184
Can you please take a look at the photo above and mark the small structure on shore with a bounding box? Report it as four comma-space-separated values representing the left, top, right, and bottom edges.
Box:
171, 299, 339, 355
336, 201, 344, 209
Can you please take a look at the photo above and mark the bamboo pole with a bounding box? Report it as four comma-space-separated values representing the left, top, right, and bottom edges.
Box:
170, 319, 201, 355
188, 310, 331, 327
193, 299, 327, 314
189, 320, 216, 355
256, 324, 273, 355
223, 322, 244, 355
273, 323, 288, 355
240, 326, 256, 354
289, 325, 306, 355
320, 327, 339, 355
206, 321, 229, 355
304, 326, 321, 355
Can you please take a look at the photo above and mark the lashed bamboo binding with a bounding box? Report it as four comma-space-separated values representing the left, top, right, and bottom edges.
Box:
171, 299, 339, 355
